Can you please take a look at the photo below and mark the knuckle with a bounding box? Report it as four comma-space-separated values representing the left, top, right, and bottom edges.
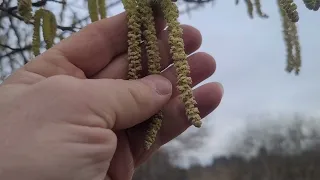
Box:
91, 130, 117, 162
127, 82, 151, 107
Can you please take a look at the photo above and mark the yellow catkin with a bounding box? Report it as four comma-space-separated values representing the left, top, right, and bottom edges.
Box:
290, 20, 301, 75
88, 0, 99, 22
123, 0, 143, 80
18, 0, 33, 22
98, 0, 107, 19
42, 10, 57, 49
279, 0, 299, 22
303, 0, 320, 11
138, 0, 164, 150
32, 9, 44, 56
279, 2, 294, 73
160, 0, 202, 128
278, 0, 301, 74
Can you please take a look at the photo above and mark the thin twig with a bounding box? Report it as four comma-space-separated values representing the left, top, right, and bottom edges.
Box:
0, 5, 77, 32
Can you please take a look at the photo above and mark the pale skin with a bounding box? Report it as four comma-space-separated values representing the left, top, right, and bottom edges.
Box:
0, 12, 223, 180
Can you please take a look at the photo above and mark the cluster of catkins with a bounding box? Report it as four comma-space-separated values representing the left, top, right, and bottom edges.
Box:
17, 0, 201, 150
17, 0, 57, 56
278, 0, 319, 74
122, 0, 202, 150
277, 0, 318, 75
239, 0, 318, 75
16, 0, 320, 149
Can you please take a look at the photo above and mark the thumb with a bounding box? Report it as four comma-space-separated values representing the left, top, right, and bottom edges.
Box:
85, 74, 172, 130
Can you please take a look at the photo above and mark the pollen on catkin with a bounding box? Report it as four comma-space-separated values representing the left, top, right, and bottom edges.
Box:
137, 0, 164, 150
123, 0, 143, 80
18, 0, 33, 22
160, 0, 202, 128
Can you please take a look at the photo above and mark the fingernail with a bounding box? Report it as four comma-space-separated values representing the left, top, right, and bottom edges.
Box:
216, 82, 224, 95
141, 75, 172, 95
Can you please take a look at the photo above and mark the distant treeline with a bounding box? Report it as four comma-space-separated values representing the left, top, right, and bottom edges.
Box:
133, 115, 320, 180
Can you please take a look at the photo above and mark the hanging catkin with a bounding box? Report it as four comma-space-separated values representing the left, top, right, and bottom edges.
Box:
32, 9, 44, 56
137, 0, 164, 150
278, 0, 301, 75
160, 0, 202, 128
18, 0, 33, 22
42, 10, 57, 49
88, 0, 99, 22
32, 9, 57, 56
98, 0, 107, 19
88, 0, 107, 22
303, 0, 320, 11
279, 0, 299, 22
123, 0, 143, 80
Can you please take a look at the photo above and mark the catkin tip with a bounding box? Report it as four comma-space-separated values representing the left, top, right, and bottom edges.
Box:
193, 120, 202, 128
160, 0, 201, 128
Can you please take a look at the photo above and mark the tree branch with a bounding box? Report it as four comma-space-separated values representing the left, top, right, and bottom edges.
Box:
0, 45, 32, 59
0, 5, 77, 32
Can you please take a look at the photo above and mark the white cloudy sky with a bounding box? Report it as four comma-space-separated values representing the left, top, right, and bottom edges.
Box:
46, 0, 320, 167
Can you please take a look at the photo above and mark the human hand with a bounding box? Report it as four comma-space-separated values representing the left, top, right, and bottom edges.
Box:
0, 12, 223, 180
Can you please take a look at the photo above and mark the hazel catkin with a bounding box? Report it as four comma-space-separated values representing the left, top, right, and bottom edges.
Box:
32, 9, 44, 56
278, 0, 301, 75
18, 0, 33, 22
42, 10, 57, 49
98, 0, 107, 19
122, 0, 202, 150
279, 0, 299, 22
88, 0, 99, 22
123, 0, 143, 80
160, 0, 202, 128
137, 0, 164, 150
88, 0, 107, 22
32, 9, 57, 56
303, 0, 320, 11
